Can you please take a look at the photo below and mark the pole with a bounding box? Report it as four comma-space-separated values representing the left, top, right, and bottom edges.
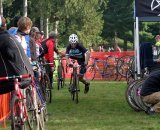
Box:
135, 17, 141, 78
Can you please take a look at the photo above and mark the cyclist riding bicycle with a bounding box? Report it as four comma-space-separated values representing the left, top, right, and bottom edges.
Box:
66, 34, 90, 94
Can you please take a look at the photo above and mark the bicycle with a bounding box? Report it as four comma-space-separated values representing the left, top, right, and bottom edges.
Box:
125, 78, 151, 112
38, 58, 52, 103
0, 74, 35, 130
55, 55, 65, 90
32, 61, 48, 123
68, 60, 80, 104
116, 55, 133, 78
85, 57, 113, 81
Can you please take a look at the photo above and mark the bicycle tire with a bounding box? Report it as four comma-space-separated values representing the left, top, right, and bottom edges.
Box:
85, 65, 96, 81
44, 74, 52, 103
132, 79, 150, 111
11, 96, 25, 130
110, 66, 118, 81
70, 73, 75, 101
75, 73, 79, 104
103, 65, 113, 81
72, 71, 79, 104
125, 81, 142, 112
61, 64, 66, 87
35, 92, 45, 130
25, 88, 39, 130
126, 69, 135, 85
43, 106, 48, 122
57, 65, 62, 90
117, 55, 131, 77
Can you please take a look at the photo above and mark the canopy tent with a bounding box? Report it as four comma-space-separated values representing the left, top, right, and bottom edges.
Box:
134, 0, 160, 78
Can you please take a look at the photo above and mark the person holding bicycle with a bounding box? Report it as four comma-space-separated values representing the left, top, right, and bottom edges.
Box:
66, 34, 90, 94
0, 16, 33, 94
39, 31, 64, 89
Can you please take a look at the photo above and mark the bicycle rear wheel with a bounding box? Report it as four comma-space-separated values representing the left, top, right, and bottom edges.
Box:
43, 74, 52, 103
25, 88, 38, 130
10, 96, 25, 130
117, 55, 131, 77
57, 65, 63, 90
125, 81, 142, 112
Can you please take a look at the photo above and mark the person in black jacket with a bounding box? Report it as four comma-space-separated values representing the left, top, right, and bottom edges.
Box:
0, 16, 33, 94
141, 69, 160, 115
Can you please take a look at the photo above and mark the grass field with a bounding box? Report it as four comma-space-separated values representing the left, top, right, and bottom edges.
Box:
45, 81, 160, 130
1, 81, 160, 130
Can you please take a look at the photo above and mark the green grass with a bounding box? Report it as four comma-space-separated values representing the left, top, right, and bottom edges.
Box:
0, 81, 160, 130
45, 81, 160, 130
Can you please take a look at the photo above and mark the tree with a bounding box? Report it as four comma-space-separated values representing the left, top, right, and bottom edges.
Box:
102, 0, 134, 50
59, 0, 104, 47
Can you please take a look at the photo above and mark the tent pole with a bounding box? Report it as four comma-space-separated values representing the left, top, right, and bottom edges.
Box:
134, 21, 137, 79
135, 17, 141, 78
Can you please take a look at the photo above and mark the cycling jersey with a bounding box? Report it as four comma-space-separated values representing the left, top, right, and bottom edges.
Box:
66, 43, 88, 63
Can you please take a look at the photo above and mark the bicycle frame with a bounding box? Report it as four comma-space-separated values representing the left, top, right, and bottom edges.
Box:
69, 62, 80, 104
87, 57, 112, 80
0, 74, 31, 130
55, 56, 66, 90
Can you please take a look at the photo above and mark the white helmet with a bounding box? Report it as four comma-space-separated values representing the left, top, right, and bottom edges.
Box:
69, 34, 79, 43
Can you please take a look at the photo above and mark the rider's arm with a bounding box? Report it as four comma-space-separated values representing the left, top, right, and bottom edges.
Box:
65, 45, 72, 65
78, 44, 90, 65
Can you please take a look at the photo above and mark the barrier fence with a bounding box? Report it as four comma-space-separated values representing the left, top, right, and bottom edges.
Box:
60, 51, 134, 80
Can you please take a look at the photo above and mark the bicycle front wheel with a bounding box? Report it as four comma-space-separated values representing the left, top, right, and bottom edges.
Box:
73, 72, 79, 104
11, 96, 25, 130
25, 88, 38, 130
44, 74, 52, 103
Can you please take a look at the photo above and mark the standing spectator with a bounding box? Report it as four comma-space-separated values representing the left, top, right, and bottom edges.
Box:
39, 31, 63, 89
8, 16, 32, 60
101, 45, 105, 52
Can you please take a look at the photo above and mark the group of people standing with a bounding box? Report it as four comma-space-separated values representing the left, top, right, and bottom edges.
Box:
0, 15, 90, 94
0, 16, 62, 90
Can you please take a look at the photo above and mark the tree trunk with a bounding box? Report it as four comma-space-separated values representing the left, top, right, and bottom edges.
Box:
55, 20, 59, 47
23, 0, 27, 17
0, 0, 3, 16
123, 39, 128, 51
44, 18, 49, 38
113, 31, 118, 50
40, 16, 44, 31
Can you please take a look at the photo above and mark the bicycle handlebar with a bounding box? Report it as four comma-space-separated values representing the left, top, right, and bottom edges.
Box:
0, 74, 31, 81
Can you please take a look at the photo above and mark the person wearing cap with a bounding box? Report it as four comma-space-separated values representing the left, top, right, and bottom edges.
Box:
66, 34, 90, 94
39, 31, 63, 88
30, 26, 43, 60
